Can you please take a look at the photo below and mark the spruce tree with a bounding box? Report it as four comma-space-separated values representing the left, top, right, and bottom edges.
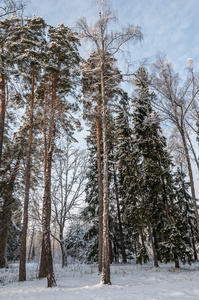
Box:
132, 67, 193, 267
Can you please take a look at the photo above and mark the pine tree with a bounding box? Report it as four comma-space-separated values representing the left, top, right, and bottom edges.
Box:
35, 23, 80, 287
12, 15, 47, 282
0, 15, 22, 169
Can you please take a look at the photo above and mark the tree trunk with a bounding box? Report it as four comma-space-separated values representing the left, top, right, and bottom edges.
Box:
0, 51, 6, 169
174, 253, 180, 268
113, 170, 127, 263
100, 56, 111, 284
19, 66, 35, 282
39, 95, 48, 279
96, 100, 103, 273
60, 241, 68, 268
0, 157, 20, 268
180, 126, 199, 231
190, 225, 198, 261
28, 226, 35, 261
39, 236, 47, 278
40, 76, 57, 287
147, 221, 159, 267
41, 150, 56, 287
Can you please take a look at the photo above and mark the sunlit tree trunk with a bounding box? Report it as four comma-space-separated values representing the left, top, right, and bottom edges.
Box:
97, 98, 103, 273
101, 59, 111, 284
40, 77, 57, 287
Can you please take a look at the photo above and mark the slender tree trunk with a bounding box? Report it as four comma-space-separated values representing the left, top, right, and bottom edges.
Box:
39, 236, 47, 278
60, 241, 68, 268
147, 220, 159, 267
0, 47, 6, 169
97, 99, 103, 273
19, 66, 35, 282
42, 145, 56, 287
39, 95, 48, 279
185, 127, 199, 170
40, 77, 57, 287
0, 157, 20, 268
174, 253, 180, 268
28, 226, 35, 261
190, 225, 198, 261
109, 240, 113, 264
180, 126, 199, 231
113, 170, 127, 263
101, 59, 111, 284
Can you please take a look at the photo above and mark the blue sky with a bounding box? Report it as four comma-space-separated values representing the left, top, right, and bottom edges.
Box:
25, 0, 199, 75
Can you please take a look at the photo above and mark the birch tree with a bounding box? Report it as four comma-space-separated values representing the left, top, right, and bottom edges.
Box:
151, 55, 199, 231
77, 0, 142, 284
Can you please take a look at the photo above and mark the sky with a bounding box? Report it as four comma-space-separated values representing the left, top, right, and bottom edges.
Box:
25, 0, 199, 75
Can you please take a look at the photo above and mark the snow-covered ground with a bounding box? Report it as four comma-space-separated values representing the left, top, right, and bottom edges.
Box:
1, 261, 199, 299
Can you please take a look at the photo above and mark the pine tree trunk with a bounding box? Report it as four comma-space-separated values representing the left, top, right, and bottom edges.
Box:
19, 66, 35, 282
97, 103, 103, 273
180, 126, 199, 231
40, 77, 57, 287
39, 236, 47, 278
41, 150, 56, 287
39, 96, 48, 279
113, 171, 127, 263
101, 62, 111, 285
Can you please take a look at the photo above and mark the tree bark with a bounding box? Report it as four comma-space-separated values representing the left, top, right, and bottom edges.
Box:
113, 170, 127, 263
41, 146, 56, 287
101, 60, 111, 284
39, 94, 48, 279
40, 76, 57, 287
39, 236, 47, 278
28, 226, 35, 261
60, 241, 68, 268
147, 221, 159, 267
0, 46, 6, 169
96, 98, 103, 273
19, 66, 35, 282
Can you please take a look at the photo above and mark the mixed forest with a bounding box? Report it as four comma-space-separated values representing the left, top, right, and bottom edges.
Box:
1, 0, 199, 288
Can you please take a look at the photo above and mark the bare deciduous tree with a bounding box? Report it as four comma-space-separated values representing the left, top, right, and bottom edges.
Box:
51, 141, 87, 267
151, 55, 199, 230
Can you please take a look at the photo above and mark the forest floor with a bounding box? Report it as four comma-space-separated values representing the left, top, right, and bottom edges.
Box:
0, 260, 199, 299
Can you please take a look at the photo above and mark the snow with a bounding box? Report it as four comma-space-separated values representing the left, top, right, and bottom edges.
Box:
1, 261, 199, 299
